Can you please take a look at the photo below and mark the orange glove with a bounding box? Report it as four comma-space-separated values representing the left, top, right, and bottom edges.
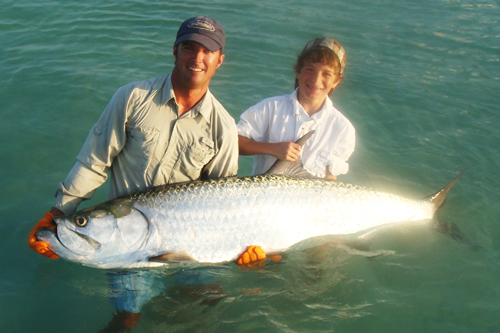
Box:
28, 212, 59, 259
236, 245, 267, 268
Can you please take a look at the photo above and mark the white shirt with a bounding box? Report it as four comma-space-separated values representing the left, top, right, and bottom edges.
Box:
237, 89, 355, 177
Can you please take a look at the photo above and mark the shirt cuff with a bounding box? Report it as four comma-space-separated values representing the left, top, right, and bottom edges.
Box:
327, 156, 349, 176
53, 184, 84, 216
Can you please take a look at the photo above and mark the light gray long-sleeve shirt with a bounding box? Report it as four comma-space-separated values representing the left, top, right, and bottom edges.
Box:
54, 74, 238, 215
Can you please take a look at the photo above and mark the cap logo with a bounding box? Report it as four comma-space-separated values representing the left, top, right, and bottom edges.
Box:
188, 20, 215, 32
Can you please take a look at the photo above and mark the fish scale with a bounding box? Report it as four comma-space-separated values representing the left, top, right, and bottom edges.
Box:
132, 174, 434, 263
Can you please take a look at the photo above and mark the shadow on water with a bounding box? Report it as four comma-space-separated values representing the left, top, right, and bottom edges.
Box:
30, 241, 361, 332
99, 266, 228, 332
96, 241, 373, 332
28, 224, 498, 333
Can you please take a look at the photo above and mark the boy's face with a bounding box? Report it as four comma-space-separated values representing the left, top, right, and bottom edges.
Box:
296, 61, 341, 104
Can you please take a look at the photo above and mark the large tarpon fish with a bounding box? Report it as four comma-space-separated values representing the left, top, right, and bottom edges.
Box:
36, 134, 468, 269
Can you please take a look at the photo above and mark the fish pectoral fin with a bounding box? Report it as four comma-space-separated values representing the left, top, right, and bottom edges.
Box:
148, 251, 198, 263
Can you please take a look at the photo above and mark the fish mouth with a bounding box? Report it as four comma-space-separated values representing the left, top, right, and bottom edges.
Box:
35, 228, 68, 257
36, 223, 99, 256
36, 228, 57, 244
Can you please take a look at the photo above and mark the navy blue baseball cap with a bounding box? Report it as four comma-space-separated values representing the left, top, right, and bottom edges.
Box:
174, 16, 225, 52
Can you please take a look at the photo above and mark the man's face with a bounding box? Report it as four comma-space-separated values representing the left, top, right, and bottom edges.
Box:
173, 41, 224, 90
296, 61, 340, 104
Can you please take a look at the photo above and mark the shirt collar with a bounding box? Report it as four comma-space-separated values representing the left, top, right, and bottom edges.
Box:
290, 88, 332, 121
162, 74, 213, 123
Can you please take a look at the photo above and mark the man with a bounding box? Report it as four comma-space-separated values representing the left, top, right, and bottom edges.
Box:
28, 16, 238, 260
235, 38, 355, 266
237, 38, 355, 181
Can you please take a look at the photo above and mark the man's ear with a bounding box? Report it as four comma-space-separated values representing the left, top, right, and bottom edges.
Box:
216, 53, 225, 69
173, 46, 178, 61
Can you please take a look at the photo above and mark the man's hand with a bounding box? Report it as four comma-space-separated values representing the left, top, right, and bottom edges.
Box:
28, 208, 64, 259
236, 245, 267, 267
236, 245, 282, 268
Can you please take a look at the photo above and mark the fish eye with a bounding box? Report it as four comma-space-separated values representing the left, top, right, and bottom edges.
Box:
74, 215, 88, 227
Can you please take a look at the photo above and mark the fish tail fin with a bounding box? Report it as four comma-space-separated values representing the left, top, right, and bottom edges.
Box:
432, 217, 482, 250
427, 167, 482, 250
425, 167, 468, 215
432, 217, 467, 244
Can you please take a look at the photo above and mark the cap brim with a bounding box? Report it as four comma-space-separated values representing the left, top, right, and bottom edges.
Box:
174, 34, 222, 52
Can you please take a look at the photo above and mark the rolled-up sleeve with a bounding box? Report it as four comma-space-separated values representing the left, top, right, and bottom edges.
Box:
327, 122, 356, 176
53, 84, 133, 215
236, 102, 270, 142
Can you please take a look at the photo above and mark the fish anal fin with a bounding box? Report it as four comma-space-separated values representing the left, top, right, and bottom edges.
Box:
336, 244, 395, 258
149, 251, 198, 263
342, 239, 372, 252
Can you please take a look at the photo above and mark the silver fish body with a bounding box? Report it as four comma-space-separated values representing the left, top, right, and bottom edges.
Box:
36, 174, 438, 269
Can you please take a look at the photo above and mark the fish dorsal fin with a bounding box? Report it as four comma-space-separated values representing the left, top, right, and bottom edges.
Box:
265, 131, 317, 178
149, 251, 198, 263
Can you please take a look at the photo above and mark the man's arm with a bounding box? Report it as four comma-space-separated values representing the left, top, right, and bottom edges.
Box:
238, 135, 301, 162
29, 84, 132, 259
203, 126, 239, 179
53, 84, 133, 215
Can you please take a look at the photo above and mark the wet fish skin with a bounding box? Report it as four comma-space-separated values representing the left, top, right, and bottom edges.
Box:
36, 173, 438, 269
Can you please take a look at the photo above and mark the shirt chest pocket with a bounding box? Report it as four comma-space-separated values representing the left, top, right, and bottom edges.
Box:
179, 137, 216, 178
124, 127, 159, 173
304, 149, 331, 176
191, 137, 215, 164
317, 150, 330, 165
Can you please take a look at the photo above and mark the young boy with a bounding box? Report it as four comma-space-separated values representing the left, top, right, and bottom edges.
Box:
235, 38, 355, 266
237, 38, 355, 180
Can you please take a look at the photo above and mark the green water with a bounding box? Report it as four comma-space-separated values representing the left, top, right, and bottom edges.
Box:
2, 0, 500, 332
